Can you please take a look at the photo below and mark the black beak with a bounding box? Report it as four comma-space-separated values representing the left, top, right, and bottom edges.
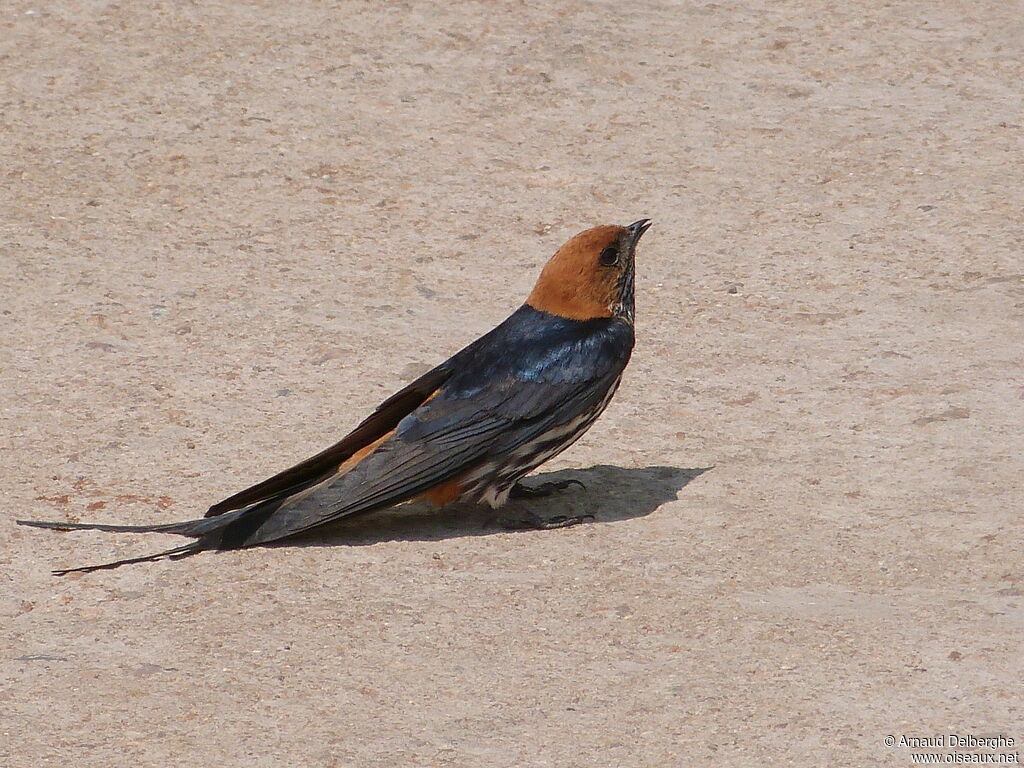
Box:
626, 218, 652, 245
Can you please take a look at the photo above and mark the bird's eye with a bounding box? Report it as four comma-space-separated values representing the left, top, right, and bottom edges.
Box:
599, 246, 619, 266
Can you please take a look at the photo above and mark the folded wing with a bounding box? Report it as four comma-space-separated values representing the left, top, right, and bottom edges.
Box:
225, 371, 615, 547
205, 364, 454, 517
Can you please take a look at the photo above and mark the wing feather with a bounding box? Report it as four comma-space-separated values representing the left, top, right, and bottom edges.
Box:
233, 375, 613, 546
204, 364, 452, 517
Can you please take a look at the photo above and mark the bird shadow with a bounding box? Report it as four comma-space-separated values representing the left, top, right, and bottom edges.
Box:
279, 464, 712, 550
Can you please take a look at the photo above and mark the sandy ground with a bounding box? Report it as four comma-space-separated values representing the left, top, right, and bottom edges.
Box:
2, 1, 1022, 765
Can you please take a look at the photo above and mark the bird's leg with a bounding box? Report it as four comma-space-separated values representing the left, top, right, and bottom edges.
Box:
508, 478, 585, 499
501, 510, 595, 531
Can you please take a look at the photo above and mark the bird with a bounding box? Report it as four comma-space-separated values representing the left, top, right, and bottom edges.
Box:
19, 219, 652, 575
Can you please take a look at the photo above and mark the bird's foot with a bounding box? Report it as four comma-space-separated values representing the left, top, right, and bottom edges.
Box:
508, 478, 586, 500
501, 511, 595, 531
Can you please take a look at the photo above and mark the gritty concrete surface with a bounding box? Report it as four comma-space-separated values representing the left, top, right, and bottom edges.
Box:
2, 1, 1022, 766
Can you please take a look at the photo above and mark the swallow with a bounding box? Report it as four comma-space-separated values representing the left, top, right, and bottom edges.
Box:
19, 219, 652, 574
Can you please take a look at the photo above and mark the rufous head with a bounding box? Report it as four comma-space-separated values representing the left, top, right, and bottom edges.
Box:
526, 219, 651, 322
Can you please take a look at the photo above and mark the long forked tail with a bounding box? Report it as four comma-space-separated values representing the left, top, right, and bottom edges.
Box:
50, 541, 206, 576
15, 511, 247, 576
16, 519, 203, 535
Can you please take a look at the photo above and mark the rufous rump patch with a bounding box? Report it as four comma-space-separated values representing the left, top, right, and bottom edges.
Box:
334, 388, 441, 476
336, 429, 394, 474
420, 476, 465, 507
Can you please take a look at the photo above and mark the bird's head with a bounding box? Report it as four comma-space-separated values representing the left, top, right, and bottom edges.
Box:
526, 219, 652, 323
